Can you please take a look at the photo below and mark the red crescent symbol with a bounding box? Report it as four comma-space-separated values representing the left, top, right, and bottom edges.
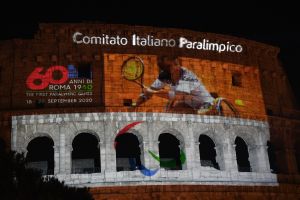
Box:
114, 121, 143, 148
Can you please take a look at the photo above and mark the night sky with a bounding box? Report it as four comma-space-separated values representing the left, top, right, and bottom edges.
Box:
1, 1, 299, 106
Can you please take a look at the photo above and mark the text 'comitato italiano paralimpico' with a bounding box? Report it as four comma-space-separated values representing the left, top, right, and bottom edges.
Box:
72, 32, 243, 53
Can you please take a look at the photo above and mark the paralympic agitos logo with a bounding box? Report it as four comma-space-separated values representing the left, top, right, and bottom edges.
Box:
114, 121, 186, 176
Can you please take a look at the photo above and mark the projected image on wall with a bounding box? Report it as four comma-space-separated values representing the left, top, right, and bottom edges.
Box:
129, 55, 238, 116
104, 54, 266, 119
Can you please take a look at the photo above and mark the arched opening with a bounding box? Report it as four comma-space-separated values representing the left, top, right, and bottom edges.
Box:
115, 132, 142, 171
235, 137, 251, 172
158, 133, 182, 170
267, 141, 278, 173
72, 133, 100, 174
26, 136, 54, 175
199, 135, 219, 169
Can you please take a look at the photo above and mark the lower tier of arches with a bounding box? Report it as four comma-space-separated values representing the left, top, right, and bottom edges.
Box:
11, 112, 277, 186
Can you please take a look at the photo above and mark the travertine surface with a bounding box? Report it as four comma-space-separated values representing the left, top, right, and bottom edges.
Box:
11, 112, 277, 187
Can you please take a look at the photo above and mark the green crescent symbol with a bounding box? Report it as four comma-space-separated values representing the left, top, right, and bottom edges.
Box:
148, 150, 186, 168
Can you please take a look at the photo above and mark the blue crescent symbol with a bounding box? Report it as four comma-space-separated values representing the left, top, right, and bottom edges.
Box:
128, 158, 159, 177
139, 165, 159, 176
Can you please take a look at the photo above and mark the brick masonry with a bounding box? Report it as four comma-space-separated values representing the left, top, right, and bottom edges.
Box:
103, 54, 266, 120
90, 184, 300, 200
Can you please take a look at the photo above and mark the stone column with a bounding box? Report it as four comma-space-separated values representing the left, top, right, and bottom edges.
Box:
58, 129, 72, 174
11, 126, 17, 151
53, 145, 60, 175
105, 139, 116, 172
193, 142, 201, 169
104, 121, 116, 173
99, 141, 106, 173
143, 121, 160, 170
147, 141, 160, 169
58, 122, 73, 174
139, 142, 145, 167
142, 141, 150, 168
215, 144, 225, 171
64, 145, 73, 174
58, 132, 66, 174
222, 142, 238, 172
249, 144, 270, 172
184, 123, 195, 170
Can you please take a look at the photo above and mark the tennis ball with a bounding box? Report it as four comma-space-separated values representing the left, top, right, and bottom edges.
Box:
235, 99, 244, 106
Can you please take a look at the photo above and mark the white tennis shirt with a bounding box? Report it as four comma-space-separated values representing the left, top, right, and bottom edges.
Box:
150, 67, 214, 109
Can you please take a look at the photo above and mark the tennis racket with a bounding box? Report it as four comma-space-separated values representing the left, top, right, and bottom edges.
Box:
121, 56, 146, 92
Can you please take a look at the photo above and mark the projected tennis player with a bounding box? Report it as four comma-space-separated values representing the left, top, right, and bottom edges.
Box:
134, 55, 216, 113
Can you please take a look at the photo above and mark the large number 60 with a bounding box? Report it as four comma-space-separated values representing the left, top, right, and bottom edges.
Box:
26, 66, 68, 90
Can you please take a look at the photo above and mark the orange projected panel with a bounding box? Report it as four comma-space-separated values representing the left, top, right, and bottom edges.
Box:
104, 53, 267, 120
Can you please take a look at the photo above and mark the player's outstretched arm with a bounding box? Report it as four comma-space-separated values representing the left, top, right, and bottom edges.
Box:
133, 87, 171, 106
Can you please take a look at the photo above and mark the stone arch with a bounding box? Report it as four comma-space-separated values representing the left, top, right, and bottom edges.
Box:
26, 135, 55, 175
195, 128, 226, 170
111, 127, 145, 159
25, 132, 55, 152
118, 128, 144, 145
156, 127, 185, 148
231, 125, 272, 173
198, 134, 220, 170
114, 130, 145, 172
115, 128, 145, 165
111, 122, 146, 142
71, 131, 101, 174
196, 129, 223, 146
69, 129, 102, 146
234, 136, 251, 172
157, 128, 186, 170
192, 123, 226, 144
229, 126, 258, 146
110, 122, 146, 173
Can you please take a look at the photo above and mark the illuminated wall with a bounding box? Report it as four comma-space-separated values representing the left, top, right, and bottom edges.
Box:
22, 63, 100, 108
1, 23, 299, 183
104, 53, 266, 120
